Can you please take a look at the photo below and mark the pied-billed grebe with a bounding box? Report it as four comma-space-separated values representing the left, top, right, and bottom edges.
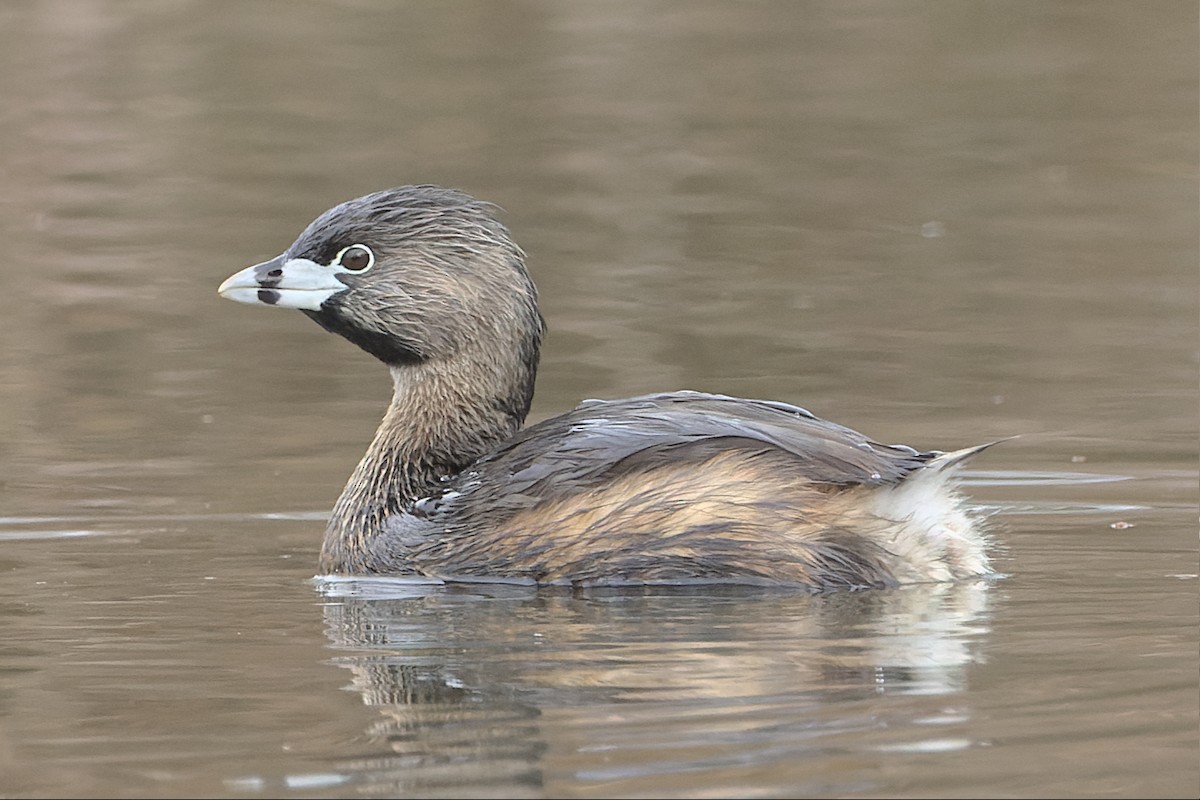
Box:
218, 185, 996, 590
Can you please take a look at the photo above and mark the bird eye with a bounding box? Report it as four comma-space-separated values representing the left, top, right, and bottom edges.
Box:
335, 244, 374, 273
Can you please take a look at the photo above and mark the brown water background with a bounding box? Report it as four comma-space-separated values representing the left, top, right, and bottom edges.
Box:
0, 2, 1196, 798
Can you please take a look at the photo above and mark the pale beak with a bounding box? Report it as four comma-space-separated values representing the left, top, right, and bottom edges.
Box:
218, 255, 347, 311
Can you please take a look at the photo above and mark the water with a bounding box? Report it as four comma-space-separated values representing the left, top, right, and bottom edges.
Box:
0, 2, 1196, 797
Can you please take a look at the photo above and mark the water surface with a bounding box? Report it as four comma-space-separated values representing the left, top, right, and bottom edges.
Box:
0, 2, 1195, 797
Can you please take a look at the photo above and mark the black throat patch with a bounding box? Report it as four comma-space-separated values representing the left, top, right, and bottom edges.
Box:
301, 308, 427, 366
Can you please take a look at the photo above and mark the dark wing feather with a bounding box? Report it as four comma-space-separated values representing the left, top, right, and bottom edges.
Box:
444, 391, 935, 507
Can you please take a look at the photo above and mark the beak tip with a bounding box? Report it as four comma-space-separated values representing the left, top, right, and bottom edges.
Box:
217, 266, 261, 304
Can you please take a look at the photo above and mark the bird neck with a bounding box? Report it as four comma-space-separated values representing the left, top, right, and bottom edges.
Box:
320, 347, 536, 573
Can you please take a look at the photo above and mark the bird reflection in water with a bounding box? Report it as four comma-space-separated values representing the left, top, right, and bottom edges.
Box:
316, 579, 993, 796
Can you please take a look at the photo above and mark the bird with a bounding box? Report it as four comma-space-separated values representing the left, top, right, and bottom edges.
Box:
218, 185, 996, 590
